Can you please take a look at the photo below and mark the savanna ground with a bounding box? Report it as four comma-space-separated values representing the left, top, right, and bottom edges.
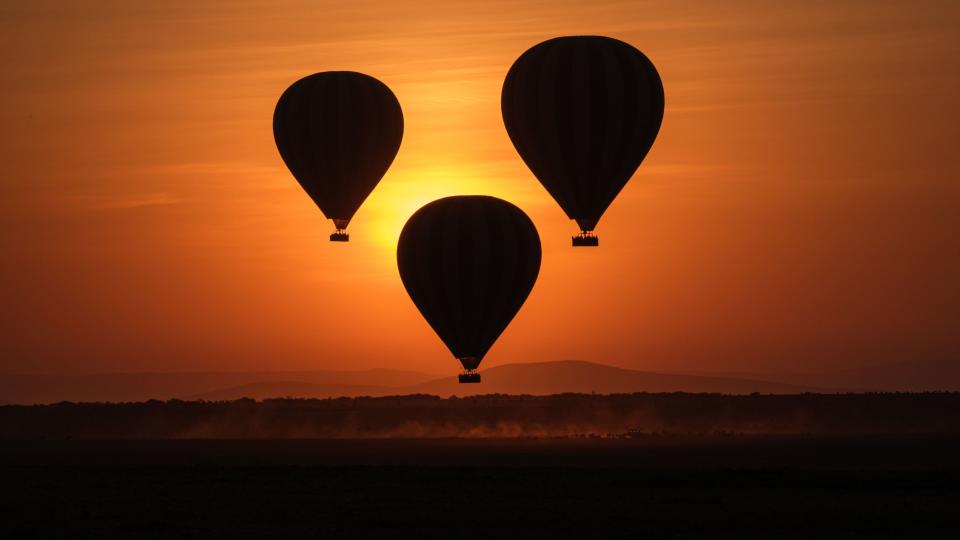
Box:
3, 436, 959, 539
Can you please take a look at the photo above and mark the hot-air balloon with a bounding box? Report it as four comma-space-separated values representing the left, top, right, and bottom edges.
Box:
397, 196, 541, 383
501, 36, 664, 247
274, 71, 403, 242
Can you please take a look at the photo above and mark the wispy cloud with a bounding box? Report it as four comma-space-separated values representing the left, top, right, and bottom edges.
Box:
84, 192, 181, 210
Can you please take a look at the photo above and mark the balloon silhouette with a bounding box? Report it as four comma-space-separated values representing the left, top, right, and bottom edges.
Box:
274, 71, 403, 242
501, 36, 664, 247
397, 196, 541, 383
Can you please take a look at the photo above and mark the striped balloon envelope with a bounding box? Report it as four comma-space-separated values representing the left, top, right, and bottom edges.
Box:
501, 36, 664, 247
274, 71, 403, 242
397, 196, 541, 383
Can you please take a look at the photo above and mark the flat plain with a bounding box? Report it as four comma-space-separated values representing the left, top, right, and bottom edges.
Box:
3, 436, 959, 539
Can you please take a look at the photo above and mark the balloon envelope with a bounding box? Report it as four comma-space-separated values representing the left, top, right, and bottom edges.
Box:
397, 196, 541, 371
273, 71, 403, 236
501, 36, 664, 237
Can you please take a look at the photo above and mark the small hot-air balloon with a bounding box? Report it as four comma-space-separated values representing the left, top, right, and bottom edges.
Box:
397, 196, 541, 383
274, 71, 403, 242
501, 36, 664, 247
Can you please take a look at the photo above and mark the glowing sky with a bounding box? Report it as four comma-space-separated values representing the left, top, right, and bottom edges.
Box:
2, 0, 958, 376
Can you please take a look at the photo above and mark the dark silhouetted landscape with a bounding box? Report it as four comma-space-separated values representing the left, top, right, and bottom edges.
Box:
4, 392, 960, 439
3, 392, 959, 539
6, 364, 957, 538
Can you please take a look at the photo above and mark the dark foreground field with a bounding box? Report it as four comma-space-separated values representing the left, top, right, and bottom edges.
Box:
3, 436, 959, 539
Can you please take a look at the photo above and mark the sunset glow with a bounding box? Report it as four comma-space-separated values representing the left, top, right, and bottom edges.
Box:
2, 0, 958, 377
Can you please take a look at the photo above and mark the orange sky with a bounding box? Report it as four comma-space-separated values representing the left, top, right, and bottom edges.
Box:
2, 0, 958, 376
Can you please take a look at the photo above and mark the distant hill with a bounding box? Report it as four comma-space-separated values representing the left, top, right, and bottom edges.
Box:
19, 359, 938, 404
687, 358, 960, 392
160, 361, 819, 401
408, 361, 819, 396
0, 369, 437, 404
186, 382, 397, 401
813, 358, 960, 391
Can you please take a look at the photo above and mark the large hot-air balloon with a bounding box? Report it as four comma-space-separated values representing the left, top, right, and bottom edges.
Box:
397, 196, 541, 383
274, 71, 403, 242
501, 36, 664, 247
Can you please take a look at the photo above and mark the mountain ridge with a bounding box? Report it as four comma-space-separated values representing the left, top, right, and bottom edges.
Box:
5, 358, 956, 404
0, 368, 436, 404
76, 360, 825, 403
670, 357, 960, 392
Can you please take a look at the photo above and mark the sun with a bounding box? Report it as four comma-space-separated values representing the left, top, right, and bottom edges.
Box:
360, 165, 514, 251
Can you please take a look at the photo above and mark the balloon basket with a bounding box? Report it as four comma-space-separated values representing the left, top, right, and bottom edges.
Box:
330, 231, 349, 242
572, 232, 598, 247
458, 372, 481, 384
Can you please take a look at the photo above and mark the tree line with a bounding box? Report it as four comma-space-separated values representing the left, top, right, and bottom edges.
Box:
1, 392, 958, 439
